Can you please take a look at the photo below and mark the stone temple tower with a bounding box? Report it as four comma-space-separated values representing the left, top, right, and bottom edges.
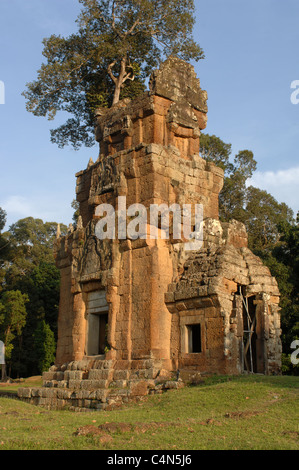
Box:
18, 58, 282, 410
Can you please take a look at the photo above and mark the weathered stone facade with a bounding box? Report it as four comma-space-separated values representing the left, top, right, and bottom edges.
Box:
18, 57, 281, 410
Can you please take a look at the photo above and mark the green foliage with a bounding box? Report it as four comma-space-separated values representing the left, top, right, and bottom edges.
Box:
0, 290, 28, 361
71, 199, 80, 224
2, 217, 66, 288
0, 208, 6, 232
9, 262, 61, 378
0, 208, 11, 290
200, 134, 258, 223
245, 187, 294, 251
0, 216, 65, 378
199, 133, 233, 172
265, 216, 299, 374
199, 133, 293, 239
15, 262, 61, 335
23, 0, 204, 149
33, 320, 56, 373
220, 151, 257, 223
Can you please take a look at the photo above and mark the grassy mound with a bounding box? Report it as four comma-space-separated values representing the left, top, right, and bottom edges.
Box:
0, 374, 298, 450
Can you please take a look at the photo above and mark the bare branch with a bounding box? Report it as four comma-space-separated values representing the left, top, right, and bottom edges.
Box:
110, 0, 126, 39
127, 18, 140, 36
112, 0, 116, 30
122, 68, 135, 83
107, 61, 118, 84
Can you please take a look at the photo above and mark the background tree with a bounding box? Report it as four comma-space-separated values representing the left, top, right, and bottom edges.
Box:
0, 290, 28, 376
71, 199, 80, 225
263, 215, 299, 374
0, 208, 6, 233
199, 133, 233, 173
0, 216, 66, 378
2, 217, 67, 289
33, 320, 56, 373
220, 150, 257, 223
199, 133, 257, 223
0, 208, 11, 291
23, 0, 204, 149
245, 186, 294, 251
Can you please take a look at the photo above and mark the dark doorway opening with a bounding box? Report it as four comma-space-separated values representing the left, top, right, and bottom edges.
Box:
237, 286, 261, 373
242, 295, 257, 373
87, 313, 108, 356
187, 324, 202, 353
98, 314, 108, 354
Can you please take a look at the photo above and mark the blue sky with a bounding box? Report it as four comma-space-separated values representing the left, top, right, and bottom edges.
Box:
0, 0, 298, 230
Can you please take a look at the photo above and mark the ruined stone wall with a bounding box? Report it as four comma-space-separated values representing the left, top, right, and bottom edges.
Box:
165, 234, 281, 376
54, 57, 218, 368
18, 57, 282, 411
53, 57, 281, 378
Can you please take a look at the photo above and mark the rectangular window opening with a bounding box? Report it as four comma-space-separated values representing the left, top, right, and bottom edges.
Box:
187, 324, 202, 353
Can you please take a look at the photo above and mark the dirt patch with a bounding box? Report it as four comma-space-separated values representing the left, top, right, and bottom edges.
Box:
282, 430, 299, 440
135, 422, 173, 433
4, 411, 19, 416
74, 421, 175, 439
74, 425, 114, 444
99, 422, 133, 433
224, 410, 262, 419
198, 418, 222, 426
75, 425, 107, 436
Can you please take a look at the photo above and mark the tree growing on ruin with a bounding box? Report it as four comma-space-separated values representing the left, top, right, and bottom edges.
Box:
23, 0, 204, 149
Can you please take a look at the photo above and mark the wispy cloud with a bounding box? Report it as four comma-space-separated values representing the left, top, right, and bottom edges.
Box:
3, 196, 33, 218
1, 195, 73, 230
249, 167, 299, 186
247, 166, 299, 215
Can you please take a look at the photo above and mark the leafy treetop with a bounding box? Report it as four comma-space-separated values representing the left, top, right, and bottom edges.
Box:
23, 0, 204, 149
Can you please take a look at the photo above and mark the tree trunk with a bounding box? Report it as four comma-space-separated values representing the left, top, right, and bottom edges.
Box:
112, 81, 122, 106
1, 364, 6, 382
111, 57, 127, 106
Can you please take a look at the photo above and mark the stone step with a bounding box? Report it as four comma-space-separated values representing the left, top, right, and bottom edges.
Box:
87, 359, 114, 370
42, 371, 65, 382
43, 366, 162, 388
64, 370, 89, 381
18, 376, 184, 411
88, 369, 114, 380
17, 385, 130, 411
68, 379, 109, 390
113, 369, 130, 380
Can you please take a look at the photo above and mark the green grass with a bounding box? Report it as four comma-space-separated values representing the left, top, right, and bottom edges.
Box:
0, 376, 43, 393
0, 375, 298, 450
